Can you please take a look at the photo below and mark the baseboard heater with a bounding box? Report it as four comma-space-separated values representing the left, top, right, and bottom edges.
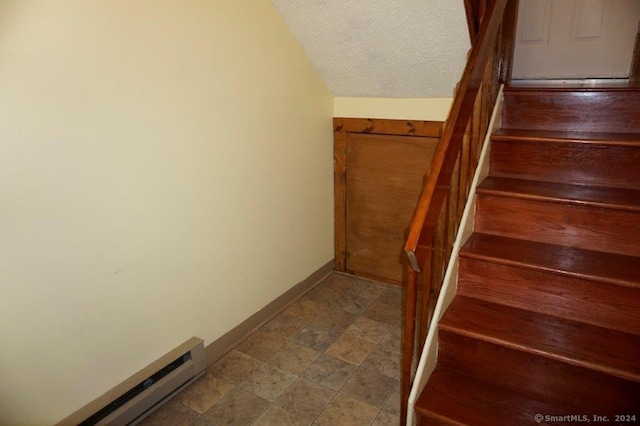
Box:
56, 337, 206, 426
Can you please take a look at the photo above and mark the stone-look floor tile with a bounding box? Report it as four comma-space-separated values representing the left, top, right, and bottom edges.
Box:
142, 274, 407, 426
325, 335, 376, 365
274, 378, 336, 421
315, 394, 379, 426
301, 353, 358, 391
191, 416, 217, 425
266, 341, 320, 375
302, 286, 340, 305
382, 383, 400, 416
204, 387, 270, 426
260, 313, 309, 339
346, 280, 388, 301
332, 292, 374, 314
317, 273, 354, 294
362, 345, 401, 380
238, 363, 297, 402
282, 298, 327, 321
138, 399, 199, 426
312, 307, 358, 332
376, 286, 403, 307
234, 331, 287, 361
379, 323, 402, 351
345, 317, 392, 344
252, 405, 312, 426
372, 410, 401, 425
174, 372, 234, 413
362, 301, 401, 325
208, 350, 262, 385
341, 368, 398, 408
291, 324, 341, 352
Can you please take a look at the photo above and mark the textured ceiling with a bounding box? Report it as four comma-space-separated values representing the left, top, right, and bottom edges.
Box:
271, 0, 470, 98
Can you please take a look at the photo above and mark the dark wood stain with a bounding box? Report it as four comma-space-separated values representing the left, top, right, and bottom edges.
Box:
415, 85, 640, 422
333, 118, 442, 285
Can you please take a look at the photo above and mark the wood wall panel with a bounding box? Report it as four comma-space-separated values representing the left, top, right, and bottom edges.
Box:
334, 118, 442, 285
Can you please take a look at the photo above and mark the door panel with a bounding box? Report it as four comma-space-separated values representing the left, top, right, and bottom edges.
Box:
575, 0, 608, 39
345, 133, 437, 284
513, 0, 640, 79
519, 0, 552, 44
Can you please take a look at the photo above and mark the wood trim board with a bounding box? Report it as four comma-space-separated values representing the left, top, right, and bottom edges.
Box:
334, 118, 443, 285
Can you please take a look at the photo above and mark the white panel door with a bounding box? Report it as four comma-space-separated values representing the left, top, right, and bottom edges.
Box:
512, 0, 640, 79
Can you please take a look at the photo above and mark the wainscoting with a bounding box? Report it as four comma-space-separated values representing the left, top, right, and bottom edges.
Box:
333, 118, 443, 285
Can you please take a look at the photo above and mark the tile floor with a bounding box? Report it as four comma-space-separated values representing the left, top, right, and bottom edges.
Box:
139, 272, 404, 426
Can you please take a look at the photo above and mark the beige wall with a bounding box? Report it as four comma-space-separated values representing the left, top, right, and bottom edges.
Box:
334, 97, 453, 121
0, 1, 333, 424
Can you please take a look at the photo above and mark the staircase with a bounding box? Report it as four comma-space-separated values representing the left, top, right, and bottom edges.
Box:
414, 87, 640, 424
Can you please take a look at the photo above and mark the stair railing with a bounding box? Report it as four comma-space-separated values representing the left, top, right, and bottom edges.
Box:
400, 0, 518, 423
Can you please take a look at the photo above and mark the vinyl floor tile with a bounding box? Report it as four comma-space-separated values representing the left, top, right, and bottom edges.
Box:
362, 344, 402, 380
372, 410, 401, 425
138, 400, 199, 426
266, 341, 320, 375
274, 378, 335, 420
144, 273, 404, 426
379, 322, 402, 351
252, 405, 311, 426
174, 372, 234, 413
234, 331, 288, 361
291, 323, 341, 352
314, 394, 379, 426
238, 363, 297, 402
204, 387, 270, 425
282, 299, 326, 321
260, 313, 310, 340
312, 307, 359, 332
301, 353, 358, 391
302, 286, 340, 305
208, 350, 262, 385
332, 292, 374, 314
345, 316, 392, 344
325, 334, 376, 365
341, 368, 398, 408
382, 383, 401, 416
362, 301, 402, 325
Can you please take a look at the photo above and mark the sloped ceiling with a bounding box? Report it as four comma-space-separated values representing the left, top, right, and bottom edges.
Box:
271, 0, 471, 98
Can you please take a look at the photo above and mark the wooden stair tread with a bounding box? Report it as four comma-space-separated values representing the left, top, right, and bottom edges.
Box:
492, 128, 640, 147
504, 86, 640, 93
440, 296, 640, 382
477, 176, 640, 211
414, 86, 640, 424
415, 367, 585, 425
501, 88, 640, 133
488, 134, 640, 190
460, 233, 640, 288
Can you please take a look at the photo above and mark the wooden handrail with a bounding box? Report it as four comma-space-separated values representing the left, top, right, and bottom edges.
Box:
463, 0, 488, 43
405, 0, 509, 265
400, 0, 518, 424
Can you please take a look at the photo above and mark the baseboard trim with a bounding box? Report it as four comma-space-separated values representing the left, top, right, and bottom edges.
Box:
204, 260, 335, 366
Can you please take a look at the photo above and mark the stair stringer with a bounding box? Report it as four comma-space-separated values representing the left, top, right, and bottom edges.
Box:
406, 85, 505, 425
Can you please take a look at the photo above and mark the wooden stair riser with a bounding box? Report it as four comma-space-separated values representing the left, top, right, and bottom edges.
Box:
416, 413, 465, 425
416, 367, 599, 426
440, 296, 640, 382
438, 331, 640, 411
489, 140, 640, 190
415, 85, 640, 424
457, 257, 640, 334
460, 232, 640, 288
502, 89, 640, 133
475, 194, 640, 257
